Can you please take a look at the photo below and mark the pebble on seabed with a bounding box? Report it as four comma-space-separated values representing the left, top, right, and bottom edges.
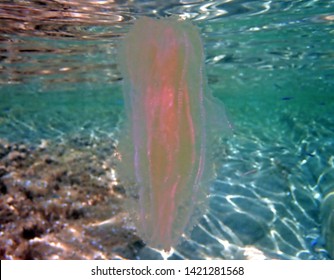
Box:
0, 137, 138, 260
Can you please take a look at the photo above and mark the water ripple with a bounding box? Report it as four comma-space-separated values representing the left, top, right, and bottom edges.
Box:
0, 0, 333, 87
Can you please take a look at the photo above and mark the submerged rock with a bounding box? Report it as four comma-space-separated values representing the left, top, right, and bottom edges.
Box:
321, 192, 334, 258
0, 136, 137, 260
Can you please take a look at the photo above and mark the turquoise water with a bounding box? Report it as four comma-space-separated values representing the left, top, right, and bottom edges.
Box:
0, 0, 333, 259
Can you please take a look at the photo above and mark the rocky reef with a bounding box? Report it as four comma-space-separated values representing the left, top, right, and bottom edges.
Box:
0, 136, 142, 259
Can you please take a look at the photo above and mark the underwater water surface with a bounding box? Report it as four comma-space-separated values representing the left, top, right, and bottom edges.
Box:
0, 0, 333, 260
